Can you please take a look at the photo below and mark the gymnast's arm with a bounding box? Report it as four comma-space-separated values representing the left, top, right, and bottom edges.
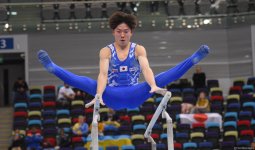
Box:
96, 47, 110, 100
136, 45, 163, 93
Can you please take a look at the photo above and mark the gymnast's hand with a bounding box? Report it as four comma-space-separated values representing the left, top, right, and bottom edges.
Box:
85, 94, 105, 108
149, 86, 167, 96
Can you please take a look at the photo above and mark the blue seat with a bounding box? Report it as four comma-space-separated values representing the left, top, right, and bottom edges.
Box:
199, 142, 213, 149
135, 144, 150, 149
240, 94, 253, 105
239, 111, 252, 120
43, 119, 56, 124
29, 102, 42, 107
57, 109, 70, 116
183, 95, 196, 105
127, 107, 140, 115
117, 135, 131, 139
29, 94, 42, 100
106, 146, 119, 150
28, 119, 42, 126
74, 147, 86, 150
224, 112, 238, 121
133, 124, 146, 134
156, 143, 166, 150
175, 132, 189, 143
242, 85, 254, 94
160, 133, 167, 139
183, 88, 195, 97
177, 123, 191, 133
43, 119, 56, 127
169, 88, 182, 96
206, 122, 220, 129
14, 102, 27, 108
221, 141, 235, 148
43, 93, 56, 100
102, 135, 114, 141
105, 125, 118, 131
121, 145, 135, 150
71, 108, 84, 116
223, 121, 237, 132
237, 140, 251, 147
85, 135, 92, 142
152, 123, 163, 133
155, 96, 163, 103
183, 142, 197, 149
127, 107, 139, 113
243, 102, 255, 115
63, 127, 71, 134
207, 79, 219, 88
206, 122, 220, 133
42, 110, 56, 118
29, 102, 42, 110
205, 131, 219, 148
227, 103, 240, 112
60, 148, 72, 150
43, 128, 57, 136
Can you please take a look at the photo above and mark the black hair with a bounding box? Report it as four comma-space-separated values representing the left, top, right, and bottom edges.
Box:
109, 11, 137, 31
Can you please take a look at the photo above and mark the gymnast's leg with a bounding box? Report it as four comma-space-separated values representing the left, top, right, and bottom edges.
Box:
155, 45, 210, 87
37, 50, 97, 95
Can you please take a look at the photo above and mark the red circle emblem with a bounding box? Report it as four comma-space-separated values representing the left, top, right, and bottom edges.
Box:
194, 114, 208, 122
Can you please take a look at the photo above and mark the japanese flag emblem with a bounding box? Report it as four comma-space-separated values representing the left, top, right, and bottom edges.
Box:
120, 66, 128, 72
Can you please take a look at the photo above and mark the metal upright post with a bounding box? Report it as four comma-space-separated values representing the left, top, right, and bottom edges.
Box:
144, 91, 172, 150
91, 94, 100, 150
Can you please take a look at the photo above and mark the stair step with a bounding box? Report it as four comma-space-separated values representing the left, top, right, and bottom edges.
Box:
0, 107, 13, 150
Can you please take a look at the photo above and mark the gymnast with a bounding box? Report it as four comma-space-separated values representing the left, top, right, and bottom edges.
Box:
38, 11, 210, 110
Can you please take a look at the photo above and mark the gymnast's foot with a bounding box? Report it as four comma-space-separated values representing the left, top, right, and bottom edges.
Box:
37, 50, 55, 73
192, 45, 210, 64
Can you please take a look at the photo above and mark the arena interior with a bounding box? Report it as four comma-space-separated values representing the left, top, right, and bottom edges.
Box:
0, 0, 255, 150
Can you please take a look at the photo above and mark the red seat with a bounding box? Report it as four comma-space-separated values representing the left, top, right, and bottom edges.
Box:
174, 142, 182, 150
238, 120, 251, 128
229, 86, 242, 95
192, 122, 205, 133
151, 133, 160, 142
240, 130, 254, 142
43, 85, 56, 94
72, 136, 82, 142
43, 101, 56, 107
210, 95, 224, 104
85, 108, 93, 114
14, 111, 28, 118
43, 85, 56, 90
240, 130, 254, 137
145, 114, 153, 122
119, 115, 131, 123
72, 118, 79, 124
43, 137, 56, 146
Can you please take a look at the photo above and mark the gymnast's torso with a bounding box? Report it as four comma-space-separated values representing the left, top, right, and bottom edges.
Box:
107, 42, 141, 87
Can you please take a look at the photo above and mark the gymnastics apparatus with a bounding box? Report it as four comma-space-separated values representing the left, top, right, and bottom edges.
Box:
38, 45, 210, 150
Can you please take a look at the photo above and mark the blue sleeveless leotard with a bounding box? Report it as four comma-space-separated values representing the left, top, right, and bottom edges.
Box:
38, 45, 210, 110
107, 42, 141, 87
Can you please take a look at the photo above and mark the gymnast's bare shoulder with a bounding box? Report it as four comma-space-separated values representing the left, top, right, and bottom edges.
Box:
135, 44, 147, 58
99, 46, 111, 60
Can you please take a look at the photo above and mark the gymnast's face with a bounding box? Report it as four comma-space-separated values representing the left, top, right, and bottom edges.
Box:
112, 23, 133, 48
